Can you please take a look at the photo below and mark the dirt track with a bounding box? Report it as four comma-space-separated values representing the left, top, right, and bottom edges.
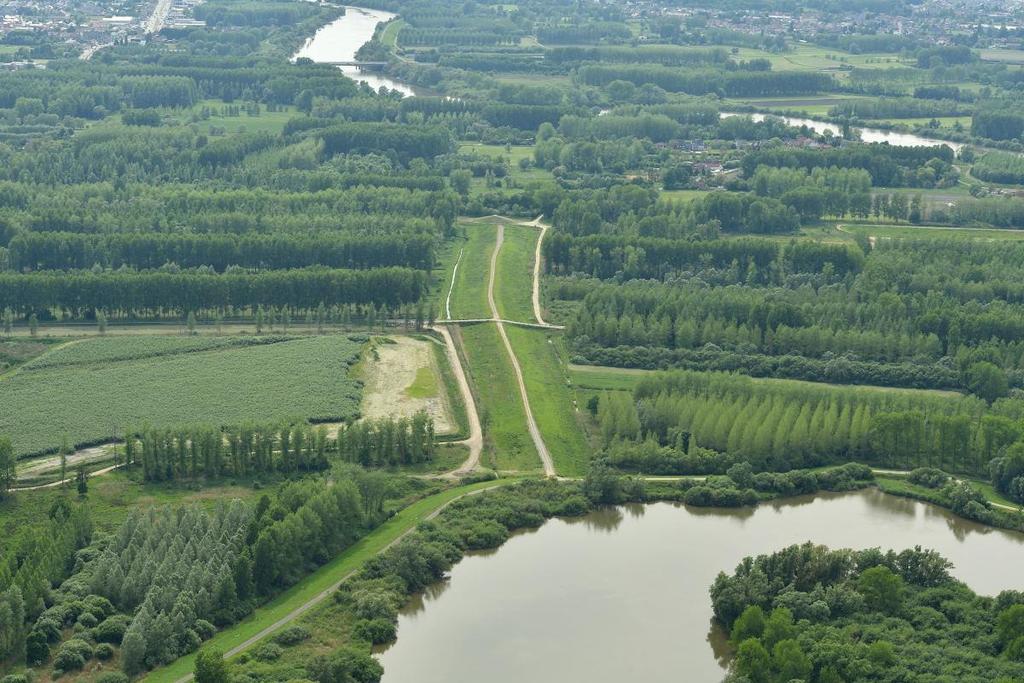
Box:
487, 224, 555, 476
430, 325, 483, 474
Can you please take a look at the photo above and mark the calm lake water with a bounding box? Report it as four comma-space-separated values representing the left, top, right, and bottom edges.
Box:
375, 489, 1024, 683
293, 6, 417, 96
721, 112, 963, 153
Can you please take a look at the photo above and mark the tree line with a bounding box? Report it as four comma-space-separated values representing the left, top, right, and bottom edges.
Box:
577, 64, 834, 97
593, 369, 1020, 479
132, 412, 437, 482
0, 266, 428, 319
8, 231, 436, 272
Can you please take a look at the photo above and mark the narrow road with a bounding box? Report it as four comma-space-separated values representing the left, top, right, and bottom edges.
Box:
487, 224, 555, 477
430, 325, 483, 474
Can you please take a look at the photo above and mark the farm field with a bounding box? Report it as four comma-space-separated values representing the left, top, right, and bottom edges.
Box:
0, 469, 262, 555
0, 334, 365, 457
841, 223, 1024, 241
731, 45, 909, 73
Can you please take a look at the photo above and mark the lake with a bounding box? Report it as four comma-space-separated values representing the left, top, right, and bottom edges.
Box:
293, 5, 417, 96
376, 488, 1024, 683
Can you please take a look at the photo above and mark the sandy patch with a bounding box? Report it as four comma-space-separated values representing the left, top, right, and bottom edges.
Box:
360, 337, 456, 435
16, 443, 115, 481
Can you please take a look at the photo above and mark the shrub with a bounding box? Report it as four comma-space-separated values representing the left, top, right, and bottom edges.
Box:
26, 630, 49, 665
58, 638, 94, 661
52, 649, 86, 673
82, 594, 116, 620
76, 612, 99, 629
95, 673, 130, 683
95, 643, 115, 660
254, 642, 283, 662
273, 625, 311, 646
353, 618, 397, 645
908, 467, 950, 489
2, 675, 29, 683
93, 614, 131, 644
194, 619, 216, 641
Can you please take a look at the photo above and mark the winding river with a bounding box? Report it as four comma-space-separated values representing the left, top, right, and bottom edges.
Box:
375, 488, 1024, 683
293, 6, 416, 96
721, 112, 963, 152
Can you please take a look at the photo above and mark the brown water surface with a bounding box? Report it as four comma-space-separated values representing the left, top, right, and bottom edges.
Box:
376, 489, 1024, 683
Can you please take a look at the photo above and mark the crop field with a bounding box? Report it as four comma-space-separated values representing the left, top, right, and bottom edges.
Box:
0, 469, 263, 556
0, 334, 365, 457
843, 223, 1024, 241
21, 335, 287, 371
980, 48, 1024, 64
730, 46, 908, 74
660, 189, 709, 203
0, 339, 58, 374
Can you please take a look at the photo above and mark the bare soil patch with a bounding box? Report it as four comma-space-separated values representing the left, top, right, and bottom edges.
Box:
360, 337, 456, 434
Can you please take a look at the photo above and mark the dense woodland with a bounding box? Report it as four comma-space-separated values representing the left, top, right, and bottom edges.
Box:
712, 544, 1024, 682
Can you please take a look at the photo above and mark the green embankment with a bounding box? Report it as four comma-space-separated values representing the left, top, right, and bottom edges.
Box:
448, 223, 495, 319
144, 480, 510, 683
457, 324, 540, 471
506, 327, 590, 476
493, 223, 537, 323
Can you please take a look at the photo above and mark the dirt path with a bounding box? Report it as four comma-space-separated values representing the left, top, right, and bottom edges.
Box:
430, 325, 483, 474
528, 215, 550, 326
487, 224, 555, 477
445, 247, 464, 320
15, 443, 115, 481
14, 463, 121, 491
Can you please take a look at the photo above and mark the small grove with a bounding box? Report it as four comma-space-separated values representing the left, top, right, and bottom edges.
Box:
711, 543, 1024, 682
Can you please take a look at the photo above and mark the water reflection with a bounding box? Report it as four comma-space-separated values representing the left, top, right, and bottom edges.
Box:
720, 112, 963, 152
377, 489, 1024, 683
562, 505, 625, 532
293, 6, 419, 97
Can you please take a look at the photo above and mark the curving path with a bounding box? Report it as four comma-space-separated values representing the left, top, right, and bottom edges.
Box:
430, 325, 483, 474
487, 224, 555, 477
526, 215, 551, 327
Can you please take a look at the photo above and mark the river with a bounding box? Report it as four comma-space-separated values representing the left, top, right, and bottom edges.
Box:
375, 488, 1024, 683
292, 6, 416, 96
721, 112, 963, 153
